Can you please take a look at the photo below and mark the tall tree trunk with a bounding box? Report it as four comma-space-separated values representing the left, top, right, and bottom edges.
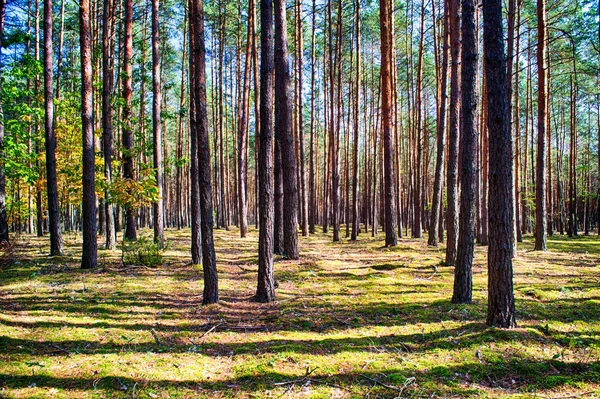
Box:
190, 0, 219, 304
80, 0, 98, 269
274, 140, 284, 254
274, 0, 299, 259
350, 0, 360, 241
176, 11, 187, 230
55, 0, 65, 98
237, 0, 253, 238
188, 0, 201, 264
123, 0, 136, 240
483, 0, 516, 328
0, 0, 7, 243
308, 0, 316, 234
44, 0, 63, 255
452, 0, 477, 304
568, 71, 577, 237
445, 0, 460, 266
152, 0, 165, 247
412, 0, 424, 239
429, 0, 449, 247
380, 0, 397, 246
256, 0, 276, 303
534, 0, 548, 250
506, 0, 519, 254
35, 0, 44, 237
102, 0, 116, 249
296, 0, 308, 237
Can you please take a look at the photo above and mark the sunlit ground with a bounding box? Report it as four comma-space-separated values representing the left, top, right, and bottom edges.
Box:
1, 226, 599, 398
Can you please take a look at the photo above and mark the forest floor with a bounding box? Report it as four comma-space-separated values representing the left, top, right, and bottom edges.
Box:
1, 227, 600, 398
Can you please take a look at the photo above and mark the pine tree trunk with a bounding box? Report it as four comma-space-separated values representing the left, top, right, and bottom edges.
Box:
534, 0, 548, 250
188, 0, 201, 265
429, 0, 449, 247
152, 0, 165, 247
101, 0, 116, 249
452, 0, 477, 304
190, 0, 219, 304
379, 0, 397, 247
350, 0, 361, 241
256, 0, 276, 303
123, 0, 136, 240
0, 0, 7, 244
308, 0, 317, 234
274, 0, 299, 259
80, 0, 98, 269
445, 0, 460, 266
483, 0, 516, 328
237, 0, 253, 239
44, 0, 64, 255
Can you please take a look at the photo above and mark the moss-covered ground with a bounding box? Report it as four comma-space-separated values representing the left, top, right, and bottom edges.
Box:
1, 227, 599, 398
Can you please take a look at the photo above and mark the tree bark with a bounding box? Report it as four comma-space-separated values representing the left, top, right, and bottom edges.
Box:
188, 0, 201, 265
445, 0, 460, 266
296, 0, 308, 237
452, 0, 477, 304
483, 0, 516, 328
152, 0, 165, 247
429, 0, 449, 247
123, 0, 136, 240
308, 0, 317, 234
274, 0, 299, 259
80, 0, 98, 269
0, 0, 6, 243
256, 0, 276, 303
534, 0, 548, 250
43, 0, 64, 255
380, 0, 397, 247
102, 0, 116, 250
190, 0, 219, 304
350, 0, 361, 241
237, 0, 253, 238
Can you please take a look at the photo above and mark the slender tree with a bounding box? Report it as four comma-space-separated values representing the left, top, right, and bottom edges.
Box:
122, 0, 136, 240
189, 0, 201, 265
237, 0, 253, 238
350, 0, 361, 241
296, 0, 308, 237
0, 0, 5, 244
534, 0, 548, 251
152, 0, 165, 247
256, 0, 276, 303
43, 0, 63, 255
380, 0, 397, 246
102, 0, 116, 250
274, 0, 299, 259
80, 0, 98, 269
190, 0, 219, 304
308, 0, 317, 234
483, 0, 516, 328
445, 0, 460, 266
429, 0, 449, 247
452, 0, 477, 304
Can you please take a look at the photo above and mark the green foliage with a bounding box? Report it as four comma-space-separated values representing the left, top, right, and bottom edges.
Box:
108, 167, 160, 209
119, 236, 165, 268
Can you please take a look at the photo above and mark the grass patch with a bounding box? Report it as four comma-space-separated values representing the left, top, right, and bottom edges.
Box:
0, 228, 599, 398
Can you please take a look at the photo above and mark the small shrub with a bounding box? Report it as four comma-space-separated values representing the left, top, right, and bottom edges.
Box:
120, 237, 164, 267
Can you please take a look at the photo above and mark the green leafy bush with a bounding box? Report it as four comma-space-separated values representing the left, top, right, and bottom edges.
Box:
120, 237, 165, 268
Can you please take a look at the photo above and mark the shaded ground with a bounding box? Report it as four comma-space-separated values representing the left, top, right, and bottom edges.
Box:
1, 227, 599, 398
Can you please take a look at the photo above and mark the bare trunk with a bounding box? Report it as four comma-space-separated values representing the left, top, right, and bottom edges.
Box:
80, 0, 98, 269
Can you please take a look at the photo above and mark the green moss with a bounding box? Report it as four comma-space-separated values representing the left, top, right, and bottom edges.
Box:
0, 229, 599, 398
